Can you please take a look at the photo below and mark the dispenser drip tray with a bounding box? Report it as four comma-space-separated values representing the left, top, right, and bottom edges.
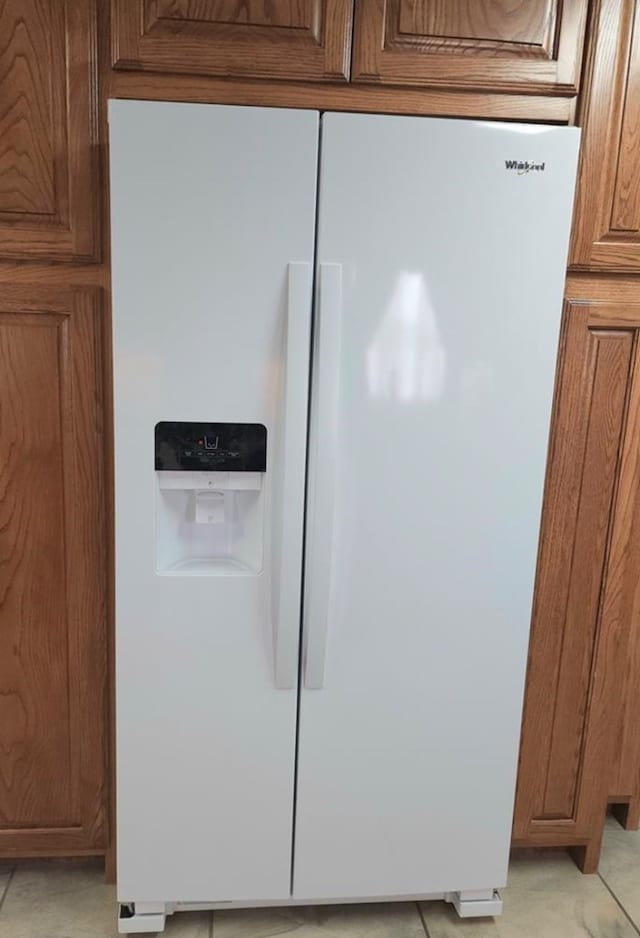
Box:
161, 556, 256, 577
155, 470, 264, 577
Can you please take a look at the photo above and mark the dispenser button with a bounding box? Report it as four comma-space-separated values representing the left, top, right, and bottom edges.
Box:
194, 490, 225, 524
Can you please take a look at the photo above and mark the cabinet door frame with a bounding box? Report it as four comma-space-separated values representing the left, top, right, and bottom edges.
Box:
111, 0, 353, 82
514, 290, 640, 870
0, 286, 107, 856
352, 0, 588, 96
570, 0, 640, 270
0, 1, 99, 261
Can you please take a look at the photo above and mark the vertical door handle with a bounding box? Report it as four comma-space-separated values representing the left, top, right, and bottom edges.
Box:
304, 263, 342, 689
272, 263, 313, 689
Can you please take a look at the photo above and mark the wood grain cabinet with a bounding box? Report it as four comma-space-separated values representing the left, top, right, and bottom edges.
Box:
0, 1, 99, 260
0, 286, 107, 856
352, 0, 588, 96
571, 0, 640, 270
514, 290, 640, 870
111, 1, 353, 82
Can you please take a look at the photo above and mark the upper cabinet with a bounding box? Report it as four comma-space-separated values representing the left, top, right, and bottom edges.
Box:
111, 1, 353, 82
352, 0, 588, 96
0, 1, 98, 260
110, 1, 589, 112
571, 0, 640, 270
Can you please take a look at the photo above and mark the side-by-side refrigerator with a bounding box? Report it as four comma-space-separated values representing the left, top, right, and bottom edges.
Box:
109, 100, 580, 934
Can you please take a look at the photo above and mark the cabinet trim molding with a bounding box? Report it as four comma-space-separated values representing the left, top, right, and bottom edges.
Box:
108, 70, 574, 122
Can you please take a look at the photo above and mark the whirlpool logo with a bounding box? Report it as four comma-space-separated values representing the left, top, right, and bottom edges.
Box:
505, 159, 546, 174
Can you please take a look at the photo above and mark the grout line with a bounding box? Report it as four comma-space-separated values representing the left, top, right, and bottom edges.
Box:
417, 900, 432, 938
209, 908, 214, 938
0, 869, 15, 918
598, 871, 640, 937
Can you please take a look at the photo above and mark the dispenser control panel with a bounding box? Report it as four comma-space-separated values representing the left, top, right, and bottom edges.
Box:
155, 422, 267, 472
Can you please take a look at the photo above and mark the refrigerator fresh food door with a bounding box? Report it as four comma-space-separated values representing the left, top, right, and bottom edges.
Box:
110, 101, 317, 903
295, 113, 580, 900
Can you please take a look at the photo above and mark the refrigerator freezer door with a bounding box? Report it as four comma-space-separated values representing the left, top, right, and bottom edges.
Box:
110, 101, 317, 903
295, 114, 580, 899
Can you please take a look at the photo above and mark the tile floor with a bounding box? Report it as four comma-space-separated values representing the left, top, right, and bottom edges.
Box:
0, 816, 638, 937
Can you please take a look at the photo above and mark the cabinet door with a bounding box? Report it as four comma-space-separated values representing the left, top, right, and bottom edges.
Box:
111, 0, 352, 81
352, 0, 588, 96
0, 286, 106, 855
571, 0, 640, 270
609, 316, 640, 827
514, 296, 640, 868
0, 1, 98, 260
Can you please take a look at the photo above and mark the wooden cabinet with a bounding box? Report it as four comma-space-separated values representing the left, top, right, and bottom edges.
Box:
111, 0, 353, 82
0, 1, 99, 260
352, 0, 588, 96
110, 0, 589, 119
514, 284, 640, 869
0, 0, 106, 861
0, 286, 107, 855
571, 0, 640, 270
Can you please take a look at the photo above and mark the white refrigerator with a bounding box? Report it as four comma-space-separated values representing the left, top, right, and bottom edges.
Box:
109, 101, 580, 934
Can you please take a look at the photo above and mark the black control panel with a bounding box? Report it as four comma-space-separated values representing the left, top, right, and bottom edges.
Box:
155, 422, 267, 472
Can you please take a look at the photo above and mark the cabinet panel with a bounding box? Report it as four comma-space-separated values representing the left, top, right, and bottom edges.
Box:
0, 287, 106, 854
515, 306, 631, 834
112, 0, 352, 81
0, 3, 55, 216
149, 1, 309, 28
352, 0, 588, 95
0, 1, 98, 260
514, 295, 640, 868
0, 314, 70, 828
397, 0, 555, 48
602, 304, 640, 826
570, 0, 640, 270
610, 21, 640, 234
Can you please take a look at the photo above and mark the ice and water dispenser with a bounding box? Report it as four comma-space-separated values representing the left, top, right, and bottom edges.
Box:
155, 422, 267, 575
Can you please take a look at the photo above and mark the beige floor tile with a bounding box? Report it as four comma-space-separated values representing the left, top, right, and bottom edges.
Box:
505, 848, 593, 891
599, 813, 640, 928
213, 902, 425, 937
164, 910, 211, 936
0, 861, 209, 938
123, 909, 210, 936
0, 868, 11, 906
0, 861, 118, 938
420, 849, 637, 938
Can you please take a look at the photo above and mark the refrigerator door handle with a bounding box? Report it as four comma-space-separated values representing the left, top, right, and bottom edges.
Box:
304, 262, 342, 690
272, 262, 313, 690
